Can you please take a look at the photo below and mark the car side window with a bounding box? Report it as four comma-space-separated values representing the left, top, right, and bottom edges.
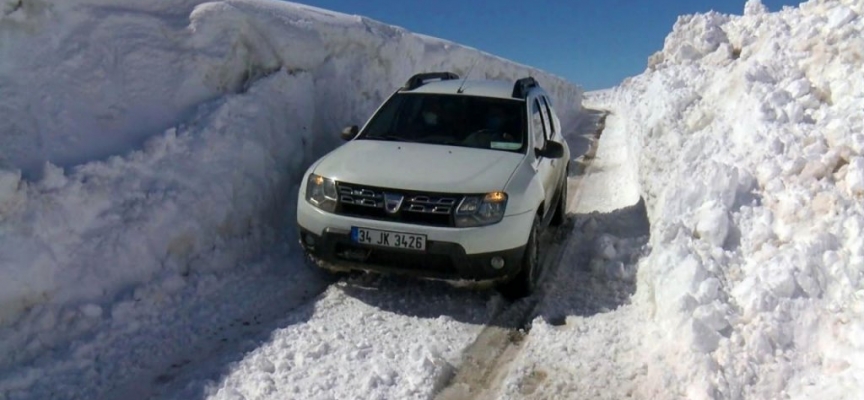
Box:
537, 97, 552, 139
531, 98, 549, 149
541, 96, 557, 135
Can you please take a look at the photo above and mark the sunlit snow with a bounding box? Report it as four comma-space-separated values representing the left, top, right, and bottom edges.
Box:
1, 0, 862, 399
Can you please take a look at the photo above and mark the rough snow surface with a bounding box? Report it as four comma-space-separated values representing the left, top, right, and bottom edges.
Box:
158, 279, 498, 400
4, 0, 863, 398
478, 1, 864, 398
574, 0, 862, 398
0, 0, 582, 398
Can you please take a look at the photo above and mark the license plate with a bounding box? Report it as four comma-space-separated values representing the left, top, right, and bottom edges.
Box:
351, 227, 427, 251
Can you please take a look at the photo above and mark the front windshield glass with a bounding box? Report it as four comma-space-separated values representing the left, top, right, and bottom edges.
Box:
360, 93, 527, 153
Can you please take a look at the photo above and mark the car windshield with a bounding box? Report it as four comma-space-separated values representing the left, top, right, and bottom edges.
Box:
359, 93, 527, 153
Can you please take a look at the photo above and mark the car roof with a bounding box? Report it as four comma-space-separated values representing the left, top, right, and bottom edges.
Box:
404, 79, 531, 101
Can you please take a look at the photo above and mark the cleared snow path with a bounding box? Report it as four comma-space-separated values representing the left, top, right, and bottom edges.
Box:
155, 273, 498, 399
489, 106, 653, 399
430, 104, 653, 400
432, 107, 651, 400
147, 108, 597, 400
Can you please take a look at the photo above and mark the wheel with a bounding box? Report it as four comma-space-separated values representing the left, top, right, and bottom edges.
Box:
550, 173, 568, 227
497, 213, 541, 300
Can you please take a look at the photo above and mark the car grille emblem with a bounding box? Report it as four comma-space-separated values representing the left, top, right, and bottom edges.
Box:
384, 193, 404, 214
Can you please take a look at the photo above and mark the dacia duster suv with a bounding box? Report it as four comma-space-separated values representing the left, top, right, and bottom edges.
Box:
297, 72, 570, 298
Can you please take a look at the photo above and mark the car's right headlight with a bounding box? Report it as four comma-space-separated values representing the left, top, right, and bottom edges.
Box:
455, 192, 508, 227
305, 174, 338, 212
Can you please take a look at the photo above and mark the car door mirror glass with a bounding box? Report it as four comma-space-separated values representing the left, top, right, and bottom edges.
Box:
535, 140, 564, 159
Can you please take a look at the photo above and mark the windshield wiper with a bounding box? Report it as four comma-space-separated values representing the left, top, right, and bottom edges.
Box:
366, 134, 412, 142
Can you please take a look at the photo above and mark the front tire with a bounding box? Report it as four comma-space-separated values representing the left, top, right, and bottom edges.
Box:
497, 214, 541, 300
550, 174, 568, 227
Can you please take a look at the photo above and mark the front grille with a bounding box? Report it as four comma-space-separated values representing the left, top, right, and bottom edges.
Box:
336, 182, 462, 227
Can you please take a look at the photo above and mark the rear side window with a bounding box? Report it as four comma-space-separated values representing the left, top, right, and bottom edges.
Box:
532, 99, 549, 148
541, 96, 557, 135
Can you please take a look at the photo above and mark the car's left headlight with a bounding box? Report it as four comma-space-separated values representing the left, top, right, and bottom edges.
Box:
455, 192, 508, 227
305, 173, 338, 212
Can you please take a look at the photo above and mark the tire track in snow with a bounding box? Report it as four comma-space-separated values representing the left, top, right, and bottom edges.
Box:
434, 109, 609, 400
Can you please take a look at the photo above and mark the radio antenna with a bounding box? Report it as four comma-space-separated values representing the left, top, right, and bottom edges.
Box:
457, 58, 480, 93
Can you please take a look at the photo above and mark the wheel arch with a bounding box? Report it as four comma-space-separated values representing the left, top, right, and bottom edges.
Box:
503, 160, 547, 217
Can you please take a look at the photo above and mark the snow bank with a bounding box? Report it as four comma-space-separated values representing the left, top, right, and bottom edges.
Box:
0, 0, 582, 372
597, 0, 864, 397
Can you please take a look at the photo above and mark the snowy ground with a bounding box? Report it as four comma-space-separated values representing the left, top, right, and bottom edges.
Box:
149, 109, 605, 400
3, 0, 864, 399
484, 107, 653, 400
0, 1, 582, 399
492, 1, 864, 398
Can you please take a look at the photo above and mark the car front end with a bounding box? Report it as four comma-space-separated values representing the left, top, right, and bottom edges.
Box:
295, 74, 554, 284
296, 157, 535, 283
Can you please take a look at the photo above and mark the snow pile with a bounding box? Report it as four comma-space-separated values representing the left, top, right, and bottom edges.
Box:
0, 0, 582, 387
600, 0, 863, 397
159, 281, 495, 400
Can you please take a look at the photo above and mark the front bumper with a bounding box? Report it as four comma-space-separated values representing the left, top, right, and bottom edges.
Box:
297, 194, 535, 254
297, 186, 536, 282
299, 227, 525, 282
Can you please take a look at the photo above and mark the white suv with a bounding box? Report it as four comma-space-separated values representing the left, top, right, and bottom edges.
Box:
297, 72, 570, 298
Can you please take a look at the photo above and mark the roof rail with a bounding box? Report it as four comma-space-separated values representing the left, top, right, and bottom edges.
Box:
512, 77, 538, 99
402, 72, 460, 91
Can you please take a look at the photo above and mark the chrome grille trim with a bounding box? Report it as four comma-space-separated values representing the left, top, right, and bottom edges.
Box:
339, 185, 382, 208
405, 195, 457, 214
335, 182, 463, 226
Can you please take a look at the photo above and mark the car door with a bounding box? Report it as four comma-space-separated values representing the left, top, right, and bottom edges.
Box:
540, 95, 567, 183
529, 96, 558, 217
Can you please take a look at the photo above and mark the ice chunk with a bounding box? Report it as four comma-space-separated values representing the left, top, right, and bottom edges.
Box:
851, 134, 864, 156
0, 169, 22, 210
785, 79, 812, 99
695, 205, 730, 248
846, 157, 864, 196
694, 303, 730, 331
695, 278, 721, 303
39, 163, 67, 190
827, 6, 857, 31
687, 318, 722, 353
596, 234, 619, 260
80, 304, 103, 319
744, 0, 768, 16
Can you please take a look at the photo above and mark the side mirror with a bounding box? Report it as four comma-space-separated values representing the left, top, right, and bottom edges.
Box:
341, 125, 359, 141
535, 140, 564, 159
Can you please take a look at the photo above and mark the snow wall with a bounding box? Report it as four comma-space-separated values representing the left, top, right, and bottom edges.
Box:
590, 0, 864, 397
0, 0, 583, 346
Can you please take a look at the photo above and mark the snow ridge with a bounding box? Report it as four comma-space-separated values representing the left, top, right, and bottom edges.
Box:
0, 0, 583, 395
598, 0, 864, 397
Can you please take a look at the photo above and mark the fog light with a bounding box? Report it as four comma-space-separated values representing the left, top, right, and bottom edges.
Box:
304, 234, 316, 247
490, 256, 505, 270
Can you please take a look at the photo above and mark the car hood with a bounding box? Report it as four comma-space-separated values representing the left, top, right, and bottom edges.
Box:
313, 140, 524, 193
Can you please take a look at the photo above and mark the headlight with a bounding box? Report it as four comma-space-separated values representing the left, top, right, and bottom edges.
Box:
305, 174, 338, 212
455, 192, 508, 227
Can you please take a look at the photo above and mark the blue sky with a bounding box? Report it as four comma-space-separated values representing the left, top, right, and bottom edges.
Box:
294, 0, 804, 90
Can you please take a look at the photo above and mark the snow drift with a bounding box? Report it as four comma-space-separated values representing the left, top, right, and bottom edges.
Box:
0, 0, 582, 371
591, 0, 863, 397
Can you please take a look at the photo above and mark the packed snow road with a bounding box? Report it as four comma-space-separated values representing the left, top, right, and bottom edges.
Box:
144, 106, 651, 400
436, 107, 652, 400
